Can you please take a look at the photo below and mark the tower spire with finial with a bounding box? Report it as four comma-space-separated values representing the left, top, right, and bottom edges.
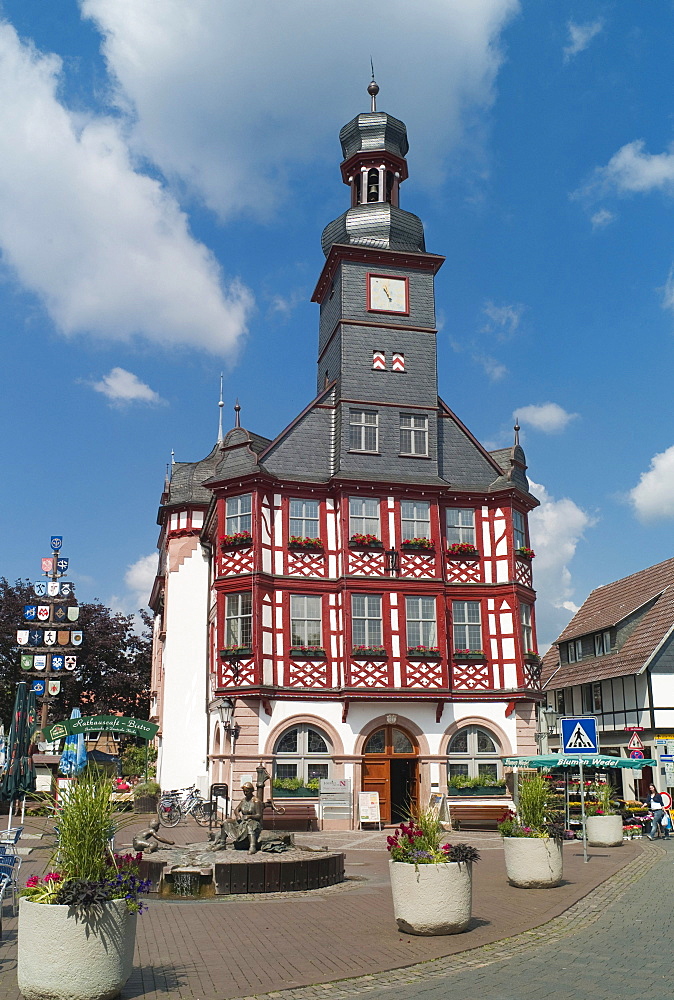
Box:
234, 398, 241, 428
217, 372, 225, 445
367, 61, 379, 112
513, 420, 520, 447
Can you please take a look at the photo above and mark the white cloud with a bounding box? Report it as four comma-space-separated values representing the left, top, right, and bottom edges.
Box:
629, 444, 674, 521
528, 480, 594, 648
0, 21, 253, 354
590, 208, 615, 229
589, 140, 674, 197
515, 402, 578, 433
473, 353, 508, 381
563, 19, 604, 61
481, 300, 525, 338
80, 0, 520, 218
91, 367, 164, 406
111, 552, 157, 616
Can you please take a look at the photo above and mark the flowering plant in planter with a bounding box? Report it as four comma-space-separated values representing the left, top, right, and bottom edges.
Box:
453, 648, 485, 658
447, 542, 479, 557
290, 645, 326, 657
288, 535, 323, 550
221, 644, 252, 656
351, 644, 387, 657
497, 773, 564, 842
219, 531, 252, 547
401, 537, 434, 549
349, 533, 382, 547
407, 645, 441, 657
516, 546, 535, 559
386, 814, 480, 866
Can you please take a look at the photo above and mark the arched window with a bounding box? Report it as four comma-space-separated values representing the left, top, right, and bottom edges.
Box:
447, 725, 501, 781
364, 726, 416, 754
274, 724, 331, 785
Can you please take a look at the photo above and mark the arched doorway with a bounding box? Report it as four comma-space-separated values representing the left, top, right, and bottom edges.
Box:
362, 725, 418, 824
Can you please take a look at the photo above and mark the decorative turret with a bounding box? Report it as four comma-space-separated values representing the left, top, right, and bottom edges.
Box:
321, 79, 425, 256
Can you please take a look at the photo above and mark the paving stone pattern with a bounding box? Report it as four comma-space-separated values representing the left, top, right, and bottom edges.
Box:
0, 817, 663, 1000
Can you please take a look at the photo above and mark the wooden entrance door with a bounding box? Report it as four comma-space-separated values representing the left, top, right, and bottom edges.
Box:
362, 725, 419, 825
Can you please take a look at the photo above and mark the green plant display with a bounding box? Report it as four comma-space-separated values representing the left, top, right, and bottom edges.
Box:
121, 743, 157, 779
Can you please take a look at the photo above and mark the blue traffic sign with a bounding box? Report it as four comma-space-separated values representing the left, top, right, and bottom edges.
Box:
560, 716, 599, 754
630, 749, 645, 759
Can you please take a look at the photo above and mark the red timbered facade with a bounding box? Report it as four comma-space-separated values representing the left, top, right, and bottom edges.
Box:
150, 84, 541, 826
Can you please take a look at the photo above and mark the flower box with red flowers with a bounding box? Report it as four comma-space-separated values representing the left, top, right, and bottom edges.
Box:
453, 648, 486, 661
349, 533, 383, 549
219, 531, 253, 550
524, 651, 541, 664
220, 645, 253, 659
351, 645, 388, 659
407, 645, 442, 659
288, 536, 323, 552
401, 537, 434, 551
516, 546, 535, 560
289, 645, 327, 659
447, 543, 479, 559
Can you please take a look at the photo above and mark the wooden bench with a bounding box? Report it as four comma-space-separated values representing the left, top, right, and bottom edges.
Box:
265, 802, 318, 832
449, 802, 507, 831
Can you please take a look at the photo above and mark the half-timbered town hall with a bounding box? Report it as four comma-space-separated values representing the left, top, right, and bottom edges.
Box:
150, 82, 542, 826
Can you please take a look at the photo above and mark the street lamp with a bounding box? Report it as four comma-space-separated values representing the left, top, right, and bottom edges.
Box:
211, 697, 240, 740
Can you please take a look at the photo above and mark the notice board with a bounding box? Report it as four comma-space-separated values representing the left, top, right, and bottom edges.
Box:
358, 791, 381, 828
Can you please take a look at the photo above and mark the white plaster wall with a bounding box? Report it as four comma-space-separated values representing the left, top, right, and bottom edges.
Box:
651, 673, 674, 707
159, 543, 210, 790
257, 699, 518, 756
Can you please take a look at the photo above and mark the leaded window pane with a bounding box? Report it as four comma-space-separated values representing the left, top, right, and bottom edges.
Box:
478, 762, 498, 780
449, 731, 469, 753
276, 763, 297, 779
307, 728, 328, 754
449, 763, 469, 778
306, 763, 329, 780
276, 728, 298, 753
392, 729, 414, 753
364, 730, 386, 753
477, 731, 497, 754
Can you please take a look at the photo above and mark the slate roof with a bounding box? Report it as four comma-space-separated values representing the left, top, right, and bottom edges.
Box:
541, 556, 674, 688
163, 443, 222, 507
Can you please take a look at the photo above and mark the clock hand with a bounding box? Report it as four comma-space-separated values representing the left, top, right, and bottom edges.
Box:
382, 284, 392, 299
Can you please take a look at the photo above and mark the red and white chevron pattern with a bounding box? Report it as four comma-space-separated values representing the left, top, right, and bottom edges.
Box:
515, 558, 533, 587
347, 660, 391, 687
286, 659, 329, 687
403, 660, 445, 688
348, 550, 386, 576
287, 551, 326, 577
400, 552, 436, 579
445, 558, 481, 583
451, 661, 492, 690
220, 546, 254, 577
392, 352, 405, 371
372, 350, 386, 370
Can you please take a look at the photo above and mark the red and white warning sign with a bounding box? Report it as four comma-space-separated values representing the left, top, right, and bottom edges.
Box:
628, 731, 644, 751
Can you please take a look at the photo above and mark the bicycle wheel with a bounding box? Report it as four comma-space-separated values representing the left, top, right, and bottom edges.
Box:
158, 799, 182, 828
192, 800, 212, 827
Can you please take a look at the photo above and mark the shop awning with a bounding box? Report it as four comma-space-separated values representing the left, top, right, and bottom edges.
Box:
502, 755, 656, 769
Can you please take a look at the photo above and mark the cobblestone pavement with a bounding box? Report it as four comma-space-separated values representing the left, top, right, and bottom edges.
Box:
0, 817, 661, 999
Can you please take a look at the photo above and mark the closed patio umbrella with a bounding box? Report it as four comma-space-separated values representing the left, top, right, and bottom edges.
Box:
0, 682, 37, 830
59, 707, 87, 776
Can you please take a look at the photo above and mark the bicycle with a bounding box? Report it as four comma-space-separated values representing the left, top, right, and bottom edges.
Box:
157, 785, 211, 828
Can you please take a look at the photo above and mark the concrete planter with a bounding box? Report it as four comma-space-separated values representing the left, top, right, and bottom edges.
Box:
503, 837, 563, 888
389, 860, 472, 935
586, 814, 624, 847
18, 897, 137, 1000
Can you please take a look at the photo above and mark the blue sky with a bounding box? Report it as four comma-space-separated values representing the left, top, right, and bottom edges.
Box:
1, 1, 673, 648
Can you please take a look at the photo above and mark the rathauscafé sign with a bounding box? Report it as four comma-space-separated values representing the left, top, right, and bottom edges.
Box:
42, 715, 158, 742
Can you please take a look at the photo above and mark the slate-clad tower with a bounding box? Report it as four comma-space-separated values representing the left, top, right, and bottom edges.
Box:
150, 83, 542, 825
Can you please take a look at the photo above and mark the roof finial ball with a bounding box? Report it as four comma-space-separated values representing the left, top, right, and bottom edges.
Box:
234, 398, 241, 429
514, 420, 520, 447
367, 65, 379, 113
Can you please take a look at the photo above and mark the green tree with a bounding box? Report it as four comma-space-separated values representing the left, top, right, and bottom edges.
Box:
0, 578, 152, 729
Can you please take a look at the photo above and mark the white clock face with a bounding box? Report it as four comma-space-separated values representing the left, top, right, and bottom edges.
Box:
369, 275, 408, 314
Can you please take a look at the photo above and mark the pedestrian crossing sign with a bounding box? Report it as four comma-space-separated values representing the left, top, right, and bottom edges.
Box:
560, 717, 599, 754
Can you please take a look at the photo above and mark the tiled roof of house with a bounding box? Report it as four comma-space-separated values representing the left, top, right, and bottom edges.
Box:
541, 556, 674, 688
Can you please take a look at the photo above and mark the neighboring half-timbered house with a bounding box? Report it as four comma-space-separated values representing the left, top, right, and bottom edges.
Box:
150, 84, 542, 826
542, 556, 674, 801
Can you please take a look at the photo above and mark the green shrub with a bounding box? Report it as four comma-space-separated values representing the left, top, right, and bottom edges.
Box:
121, 743, 157, 779
133, 781, 160, 799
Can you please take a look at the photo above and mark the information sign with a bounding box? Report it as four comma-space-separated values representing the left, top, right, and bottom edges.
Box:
42, 714, 159, 742
320, 779, 350, 794
655, 735, 674, 744
358, 791, 381, 828
560, 717, 599, 754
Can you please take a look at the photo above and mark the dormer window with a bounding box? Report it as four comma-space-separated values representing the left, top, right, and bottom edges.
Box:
567, 639, 582, 663
594, 631, 611, 657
